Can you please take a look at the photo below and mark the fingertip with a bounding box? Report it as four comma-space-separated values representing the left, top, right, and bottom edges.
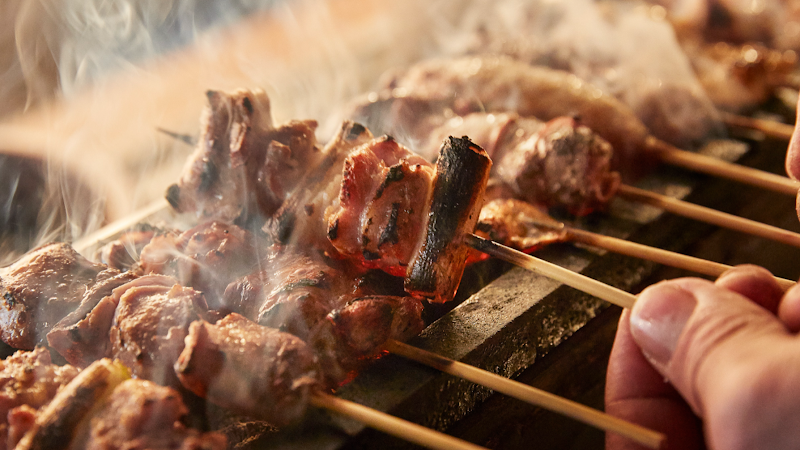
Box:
715, 265, 783, 313
779, 283, 800, 332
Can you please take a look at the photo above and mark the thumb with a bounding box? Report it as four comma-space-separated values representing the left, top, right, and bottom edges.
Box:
630, 278, 800, 450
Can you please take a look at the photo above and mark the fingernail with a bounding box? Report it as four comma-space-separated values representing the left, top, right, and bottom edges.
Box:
630, 283, 697, 369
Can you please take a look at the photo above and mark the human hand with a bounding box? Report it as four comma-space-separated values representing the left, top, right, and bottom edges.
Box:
605, 265, 800, 450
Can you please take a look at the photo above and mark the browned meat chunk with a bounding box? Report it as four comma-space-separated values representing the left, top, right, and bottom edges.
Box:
46, 271, 139, 368
138, 221, 261, 308
175, 314, 321, 427
109, 275, 209, 387
221, 252, 356, 339
0, 348, 79, 450
166, 89, 321, 222
474, 199, 569, 254
327, 136, 435, 277
83, 379, 226, 450
0, 243, 118, 350
327, 296, 424, 357
496, 116, 620, 216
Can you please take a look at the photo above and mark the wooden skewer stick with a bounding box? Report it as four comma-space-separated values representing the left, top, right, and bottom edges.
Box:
617, 184, 800, 248
646, 137, 800, 196
564, 226, 796, 291
72, 198, 171, 254
522, 218, 796, 290
465, 234, 638, 309
310, 392, 488, 450
385, 339, 666, 450
721, 112, 795, 142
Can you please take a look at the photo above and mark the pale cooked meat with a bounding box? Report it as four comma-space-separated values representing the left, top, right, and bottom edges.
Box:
0, 348, 79, 450
474, 199, 569, 252
165, 89, 321, 222
175, 314, 321, 427
138, 221, 261, 309
84, 379, 227, 450
496, 116, 620, 216
422, 112, 543, 163
109, 275, 209, 387
0, 243, 117, 350
46, 271, 139, 368
327, 136, 435, 277
356, 56, 651, 177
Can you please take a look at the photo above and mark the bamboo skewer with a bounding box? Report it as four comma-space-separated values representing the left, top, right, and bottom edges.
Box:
465, 234, 638, 309
385, 340, 666, 449
310, 392, 488, 450
617, 184, 800, 248
721, 112, 795, 142
646, 138, 800, 196
564, 226, 797, 290
521, 218, 796, 290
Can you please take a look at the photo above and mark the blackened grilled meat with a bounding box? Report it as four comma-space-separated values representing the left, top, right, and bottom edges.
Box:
175, 314, 321, 427
0, 243, 119, 350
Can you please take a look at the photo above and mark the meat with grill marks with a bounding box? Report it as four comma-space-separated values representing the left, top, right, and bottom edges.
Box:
165, 89, 322, 223
473, 199, 569, 256
0, 243, 122, 350
0, 348, 79, 450
326, 135, 491, 303
175, 313, 321, 427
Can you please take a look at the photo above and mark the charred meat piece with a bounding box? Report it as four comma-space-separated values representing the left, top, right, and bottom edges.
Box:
138, 221, 261, 308
0, 243, 118, 350
474, 199, 569, 255
264, 120, 374, 253
352, 56, 651, 178
0, 348, 79, 450
328, 136, 435, 277
83, 379, 227, 450
175, 314, 321, 427
405, 137, 492, 303
109, 275, 209, 387
496, 116, 620, 216
166, 89, 321, 222
46, 271, 139, 368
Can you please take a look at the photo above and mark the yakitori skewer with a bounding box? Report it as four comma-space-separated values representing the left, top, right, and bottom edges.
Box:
616, 184, 800, 248
721, 111, 795, 142
385, 340, 665, 449
311, 392, 489, 450
520, 216, 796, 291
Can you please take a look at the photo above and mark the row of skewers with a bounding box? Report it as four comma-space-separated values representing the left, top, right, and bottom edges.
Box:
4, 13, 800, 447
